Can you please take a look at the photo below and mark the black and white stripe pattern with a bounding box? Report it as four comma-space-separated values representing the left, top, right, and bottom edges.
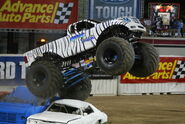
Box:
25, 17, 144, 65
172, 60, 185, 79
54, 3, 74, 24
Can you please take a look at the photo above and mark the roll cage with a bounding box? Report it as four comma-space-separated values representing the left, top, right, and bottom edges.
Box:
67, 19, 99, 34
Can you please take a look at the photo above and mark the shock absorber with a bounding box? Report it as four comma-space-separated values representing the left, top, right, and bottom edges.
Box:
63, 67, 89, 88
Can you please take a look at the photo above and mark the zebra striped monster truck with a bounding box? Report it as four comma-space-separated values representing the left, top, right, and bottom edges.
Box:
24, 17, 159, 100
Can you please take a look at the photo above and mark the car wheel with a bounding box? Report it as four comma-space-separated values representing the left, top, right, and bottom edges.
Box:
96, 37, 135, 75
95, 120, 101, 124
129, 42, 160, 77
26, 60, 63, 98
60, 77, 92, 101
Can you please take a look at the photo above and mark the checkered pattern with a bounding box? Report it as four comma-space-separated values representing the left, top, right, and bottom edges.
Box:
54, 3, 74, 24
172, 60, 185, 79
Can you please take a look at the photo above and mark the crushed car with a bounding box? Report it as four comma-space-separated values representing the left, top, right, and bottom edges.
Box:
27, 99, 108, 124
0, 86, 49, 124
0, 86, 107, 124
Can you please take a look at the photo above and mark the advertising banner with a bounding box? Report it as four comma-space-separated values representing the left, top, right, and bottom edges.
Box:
120, 57, 185, 83
88, 0, 140, 21
149, 3, 180, 25
0, 0, 78, 30
0, 56, 26, 85
158, 12, 170, 25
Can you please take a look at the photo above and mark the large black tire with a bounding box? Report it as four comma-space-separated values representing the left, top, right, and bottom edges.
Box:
96, 37, 135, 75
60, 78, 92, 101
26, 60, 63, 98
129, 42, 160, 77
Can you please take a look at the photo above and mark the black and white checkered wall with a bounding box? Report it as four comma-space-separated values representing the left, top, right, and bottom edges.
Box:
54, 3, 74, 24
172, 60, 185, 79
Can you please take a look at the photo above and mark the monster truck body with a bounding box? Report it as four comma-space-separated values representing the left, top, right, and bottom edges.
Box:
24, 17, 159, 100
25, 17, 145, 66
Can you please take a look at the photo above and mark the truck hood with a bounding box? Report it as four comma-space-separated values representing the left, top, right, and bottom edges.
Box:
29, 111, 82, 123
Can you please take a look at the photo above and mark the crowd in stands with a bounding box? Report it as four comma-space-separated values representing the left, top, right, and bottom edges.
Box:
140, 16, 185, 38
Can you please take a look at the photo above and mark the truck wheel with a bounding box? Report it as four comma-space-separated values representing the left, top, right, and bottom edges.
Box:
26, 60, 63, 98
96, 37, 135, 75
129, 42, 159, 77
60, 78, 92, 101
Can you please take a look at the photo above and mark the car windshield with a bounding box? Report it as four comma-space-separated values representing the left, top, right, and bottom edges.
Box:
47, 103, 81, 115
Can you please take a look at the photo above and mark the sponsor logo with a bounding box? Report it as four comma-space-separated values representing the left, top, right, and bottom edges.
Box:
70, 33, 85, 41
123, 17, 131, 23
70, 33, 95, 43
100, 0, 130, 4
0, 0, 74, 24
96, 6, 133, 19
0, 57, 26, 80
81, 36, 95, 42
123, 61, 178, 80
120, 58, 185, 83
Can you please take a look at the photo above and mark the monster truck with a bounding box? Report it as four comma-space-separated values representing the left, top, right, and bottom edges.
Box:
24, 17, 159, 100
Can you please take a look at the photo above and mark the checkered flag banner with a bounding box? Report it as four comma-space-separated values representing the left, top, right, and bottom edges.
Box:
172, 60, 185, 79
54, 3, 74, 24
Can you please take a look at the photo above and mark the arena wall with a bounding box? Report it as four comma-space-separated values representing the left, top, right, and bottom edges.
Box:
0, 49, 185, 96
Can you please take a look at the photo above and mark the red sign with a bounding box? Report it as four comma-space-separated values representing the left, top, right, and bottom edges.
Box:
120, 57, 185, 83
0, 0, 78, 29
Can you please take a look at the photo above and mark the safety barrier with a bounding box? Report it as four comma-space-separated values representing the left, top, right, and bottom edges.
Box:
91, 79, 118, 96
0, 55, 185, 96
119, 56, 185, 95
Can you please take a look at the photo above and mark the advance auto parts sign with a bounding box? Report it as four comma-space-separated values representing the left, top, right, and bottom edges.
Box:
121, 57, 185, 83
0, 0, 78, 29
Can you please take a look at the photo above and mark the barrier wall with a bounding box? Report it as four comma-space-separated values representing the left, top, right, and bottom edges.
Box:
0, 55, 185, 96
91, 79, 118, 96
118, 56, 185, 95
0, 55, 26, 86
0, 55, 26, 94
118, 83, 185, 95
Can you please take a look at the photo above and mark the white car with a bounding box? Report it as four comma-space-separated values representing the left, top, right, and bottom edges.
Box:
27, 99, 108, 124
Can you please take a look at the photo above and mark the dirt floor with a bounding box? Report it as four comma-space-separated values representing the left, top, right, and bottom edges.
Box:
86, 95, 185, 124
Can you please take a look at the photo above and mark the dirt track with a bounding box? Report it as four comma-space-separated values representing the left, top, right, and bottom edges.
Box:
86, 95, 185, 124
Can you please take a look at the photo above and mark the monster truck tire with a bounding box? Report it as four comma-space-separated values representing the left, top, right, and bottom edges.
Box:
96, 37, 135, 75
129, 42, 159, 77
26, 60, 63, 98
60, 78, 92, 101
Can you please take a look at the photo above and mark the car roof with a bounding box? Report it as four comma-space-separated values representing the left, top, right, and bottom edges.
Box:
53, 99, 91, 108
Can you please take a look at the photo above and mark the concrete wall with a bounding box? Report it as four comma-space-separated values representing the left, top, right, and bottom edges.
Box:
157, 47, 185, 56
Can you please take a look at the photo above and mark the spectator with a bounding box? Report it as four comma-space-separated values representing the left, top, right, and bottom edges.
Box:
177, 19, 183, 37
182, 16, 185, 37
144, 18, 152, 35
140, 18, 145, 26
180, 19, 184, 37
170, 18, 177, 37
150, 20, 157, 36
182, 16, 185, 24
156, 17, 163, 35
